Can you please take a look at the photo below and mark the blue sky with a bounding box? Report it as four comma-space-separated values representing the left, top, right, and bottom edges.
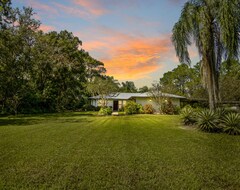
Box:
13, 0, 199, 87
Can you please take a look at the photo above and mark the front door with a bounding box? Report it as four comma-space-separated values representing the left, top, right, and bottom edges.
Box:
113, 100, 118, 111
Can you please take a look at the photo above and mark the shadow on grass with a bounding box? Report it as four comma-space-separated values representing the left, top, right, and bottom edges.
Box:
19, 112, 98, 119
0, 112, 96, 126
0, 118, 42, 126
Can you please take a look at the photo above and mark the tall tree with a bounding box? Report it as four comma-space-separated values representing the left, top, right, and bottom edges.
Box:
120, 81, 137, 93
87, 76, 119, 107
0, 7, 40, 114
160, 63, 207, 99
172, 0, 240, 109
220, 60, 240, 101
31, 30, 86, 111
148, 83, 163, 113
138, 86, 149, 93
83, 51, 106, 81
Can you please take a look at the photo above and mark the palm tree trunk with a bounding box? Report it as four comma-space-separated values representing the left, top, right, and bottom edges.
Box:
202, 54, 220, 110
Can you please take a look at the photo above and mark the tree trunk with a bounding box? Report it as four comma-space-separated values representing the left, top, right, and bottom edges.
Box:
202, 55, 220, 110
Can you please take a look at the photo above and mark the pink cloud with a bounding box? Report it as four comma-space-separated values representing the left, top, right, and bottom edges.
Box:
73, 0, 108, 16
53, 3, 91, 18
25, 0, 58, 15
76, 26, 175, 80
39, 24, 55, 32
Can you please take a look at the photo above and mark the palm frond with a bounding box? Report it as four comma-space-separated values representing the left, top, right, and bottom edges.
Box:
218, 0, 240, 60
172, 2, 196, 65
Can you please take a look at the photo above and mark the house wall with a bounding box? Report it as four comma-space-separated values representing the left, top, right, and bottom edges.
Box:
135, 97, 181, 111
135, 97, 159, 110
91, 98, 181, 111
91, 100, 113, 108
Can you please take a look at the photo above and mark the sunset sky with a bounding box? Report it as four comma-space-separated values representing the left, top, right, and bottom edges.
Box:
13, 0, 199, 87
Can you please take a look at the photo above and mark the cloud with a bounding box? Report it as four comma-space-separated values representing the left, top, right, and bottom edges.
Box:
39, 24, 55, 32
77, 26, 174, 80
53, 2, 93, 19
72, 0, 108, 16
24, 0, 58, 15
21, 0, 106, 20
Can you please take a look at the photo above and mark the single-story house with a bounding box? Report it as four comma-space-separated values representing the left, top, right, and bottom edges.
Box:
90, 92, 185, 111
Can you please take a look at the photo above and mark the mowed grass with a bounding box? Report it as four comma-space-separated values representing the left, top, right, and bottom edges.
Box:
0, 113, 240, 189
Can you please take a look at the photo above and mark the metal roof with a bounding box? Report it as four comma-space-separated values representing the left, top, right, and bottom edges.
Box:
89, 92, 185, 100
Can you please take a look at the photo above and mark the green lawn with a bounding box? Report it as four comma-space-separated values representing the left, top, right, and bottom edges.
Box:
0, 113, 240, 189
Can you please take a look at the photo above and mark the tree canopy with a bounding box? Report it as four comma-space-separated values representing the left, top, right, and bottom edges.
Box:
0, 3, 112, 114
160, 63, 207, 99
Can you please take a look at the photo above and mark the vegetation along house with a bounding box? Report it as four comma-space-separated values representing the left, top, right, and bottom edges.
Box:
90, 93, 185, 111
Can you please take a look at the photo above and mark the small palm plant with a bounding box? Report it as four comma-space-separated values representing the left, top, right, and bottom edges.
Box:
221, 113, 240, 135
215, 108, 228, 120
180, 106, 197, 125
196, 109, 220, 132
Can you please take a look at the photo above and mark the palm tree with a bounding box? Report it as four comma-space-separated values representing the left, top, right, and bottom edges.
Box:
172, 0, 240, 109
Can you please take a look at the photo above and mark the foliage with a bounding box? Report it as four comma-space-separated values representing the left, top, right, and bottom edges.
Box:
196, 109, 220, 133
148, 83, 163, 113
0, 4, 111, 114
86, 76, 119, 108
160, 63, 207, 99
98, 107, 112, 115
0, 0, 12, 28
120, 81, 137, 93
82, 104, 98, 111
143, 104, 155, 114
124, 101, 143, 115
138, 86, 149, 93
215, 108, 228, 120
221, 113, 240, 135
180, 105, 197, 125
162, 99, 179, 115
220, 60, 240, 101
172, 0, 240, 109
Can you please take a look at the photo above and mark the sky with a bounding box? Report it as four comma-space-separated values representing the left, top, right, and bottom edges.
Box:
13, 0, 199, 87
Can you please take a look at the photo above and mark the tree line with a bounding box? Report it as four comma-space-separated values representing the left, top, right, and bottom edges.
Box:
159, 61, 240, 102
0, 2, 109, 114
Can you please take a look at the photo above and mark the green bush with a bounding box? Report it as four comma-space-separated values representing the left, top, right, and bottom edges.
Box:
118, 107, 124, 112
180, 105, 197, 125
124, 101, 143, 115
215, 108, 228, 120
221, 113, 240, 135
98, 107, 112, 115
137, 104, 144, 114
82, 104, 96, 111
196, 109, 220, 133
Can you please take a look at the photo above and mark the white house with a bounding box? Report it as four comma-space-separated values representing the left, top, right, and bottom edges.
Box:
90, 92, 185, 111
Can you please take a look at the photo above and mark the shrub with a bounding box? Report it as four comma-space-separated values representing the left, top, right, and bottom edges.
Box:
82, 104, 96, 111
137, 103, 144, 114
162, 99, 179, 115
118, 107, 124, 112
221, 113, 240, 135
196, 109, 220, 133
215, 108, 228, 120
144, 104, 155, 114
98, 107, 112, 115
124, 101, 143, 115
180, 105, 197, 125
